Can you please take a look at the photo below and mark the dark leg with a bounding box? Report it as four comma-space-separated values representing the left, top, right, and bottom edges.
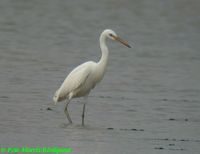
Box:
64, 100, 72, 124
82, 103, 86, 126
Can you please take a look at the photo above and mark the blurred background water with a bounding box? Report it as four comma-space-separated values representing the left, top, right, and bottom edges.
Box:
0, 0, 200, 153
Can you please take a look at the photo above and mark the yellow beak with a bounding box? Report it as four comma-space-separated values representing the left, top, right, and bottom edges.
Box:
112, 35, 131, 48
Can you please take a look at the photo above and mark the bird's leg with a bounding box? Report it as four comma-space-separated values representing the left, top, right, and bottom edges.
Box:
82, 96, 88, 126
64, 100, 72, 124
82, 103, 86, 126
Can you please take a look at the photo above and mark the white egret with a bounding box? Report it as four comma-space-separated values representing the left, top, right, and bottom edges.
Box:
53, 29, 131, 126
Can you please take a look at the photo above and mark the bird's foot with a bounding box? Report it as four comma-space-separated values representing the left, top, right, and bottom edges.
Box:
59, 122, 72, 128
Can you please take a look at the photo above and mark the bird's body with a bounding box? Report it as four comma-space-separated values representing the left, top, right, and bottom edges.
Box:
53, 29, 131, 126
54, 61, 102, 102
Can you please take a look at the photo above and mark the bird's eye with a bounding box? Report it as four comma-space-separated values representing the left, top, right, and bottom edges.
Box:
109, 33, 113, 37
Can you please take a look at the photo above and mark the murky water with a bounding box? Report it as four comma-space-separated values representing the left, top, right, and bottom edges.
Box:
0, 0, 200, 153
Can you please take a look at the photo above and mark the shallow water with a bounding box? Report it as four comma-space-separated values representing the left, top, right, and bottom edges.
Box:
0, 0, 200, 153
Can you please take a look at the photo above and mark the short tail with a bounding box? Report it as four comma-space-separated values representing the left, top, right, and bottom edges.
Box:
53, 89, 67, 104
53, 90, 59, 104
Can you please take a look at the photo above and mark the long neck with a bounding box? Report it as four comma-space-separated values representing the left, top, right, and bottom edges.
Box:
94, 33, 109, 81
98, 33, 109, 68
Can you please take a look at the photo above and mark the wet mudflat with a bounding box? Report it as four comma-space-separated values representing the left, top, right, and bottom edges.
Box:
0, 0, 200, 153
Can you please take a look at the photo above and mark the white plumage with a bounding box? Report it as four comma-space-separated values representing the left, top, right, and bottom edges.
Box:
53, 29, 131, 126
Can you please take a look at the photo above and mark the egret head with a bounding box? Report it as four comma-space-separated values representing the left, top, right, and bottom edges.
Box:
103, 29, 131, 48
